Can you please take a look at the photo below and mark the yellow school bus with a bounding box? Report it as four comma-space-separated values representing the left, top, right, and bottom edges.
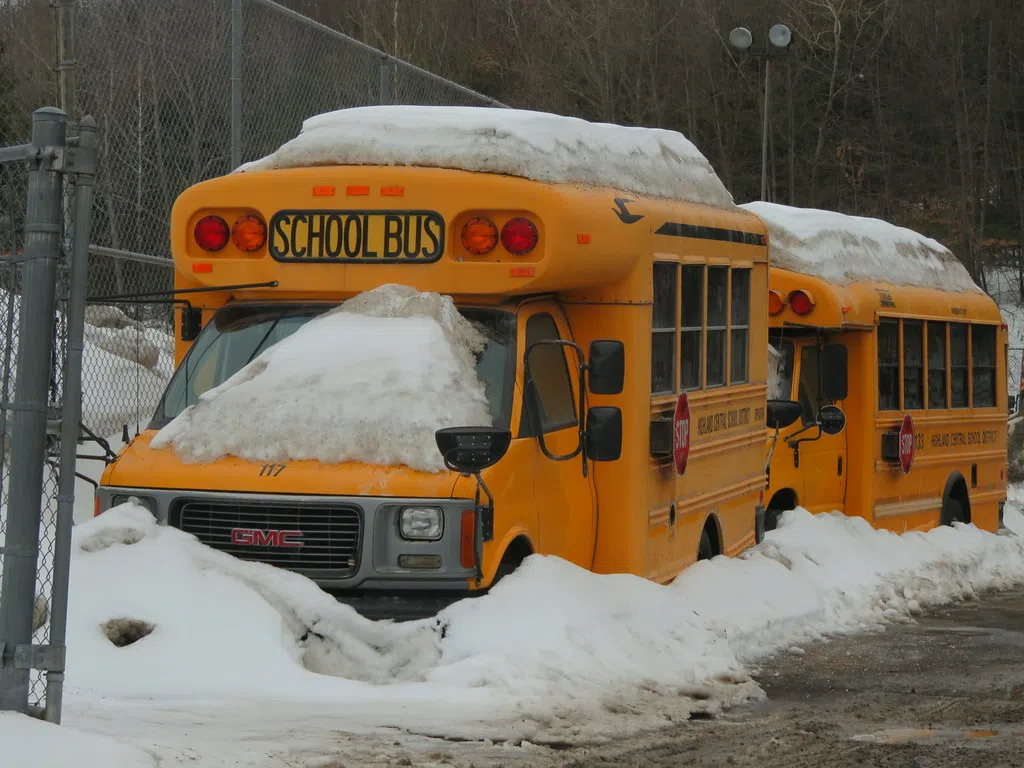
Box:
95, 109, 771, 618
754, 204, 1008, 533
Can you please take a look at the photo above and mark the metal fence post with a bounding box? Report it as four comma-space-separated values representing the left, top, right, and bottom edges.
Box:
379, 57, 394, 105
0, 107, 68, 714
45, 115, 97, 724
230, 0, 244, 170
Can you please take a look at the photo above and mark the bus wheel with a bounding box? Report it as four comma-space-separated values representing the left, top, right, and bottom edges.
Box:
944, 498, 966, 525
698, 528, 715, 561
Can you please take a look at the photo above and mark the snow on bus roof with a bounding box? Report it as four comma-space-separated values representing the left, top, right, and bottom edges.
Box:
741, 201, 982, 293
237, 106, 736, 208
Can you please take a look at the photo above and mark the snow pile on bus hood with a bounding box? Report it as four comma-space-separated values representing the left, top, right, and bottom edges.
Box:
151, 284, 491, 472
742, 201, 981, 292
236, 106, 736, 208
62, 498, 1024, 749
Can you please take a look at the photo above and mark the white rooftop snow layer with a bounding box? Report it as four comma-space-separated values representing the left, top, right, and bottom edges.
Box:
742, 201, 982, 292
151, 284, 491, 472
237, 105, 736, 208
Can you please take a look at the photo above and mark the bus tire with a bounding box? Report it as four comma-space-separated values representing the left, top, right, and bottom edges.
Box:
940, 474, 971, 526
944, 497, 966, 526
490, 536, 533, 588
698, 528, 715, 561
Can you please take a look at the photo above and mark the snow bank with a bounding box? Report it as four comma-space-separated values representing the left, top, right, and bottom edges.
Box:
0, 712, 154, 768
151, 284, 491, 472
65, 493, 1024, 751
238, 106, 736, 208
742, 201, 981, 292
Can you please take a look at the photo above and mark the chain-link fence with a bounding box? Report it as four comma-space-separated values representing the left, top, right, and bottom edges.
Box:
4, 0, 504, 440
0, 108, 97, 721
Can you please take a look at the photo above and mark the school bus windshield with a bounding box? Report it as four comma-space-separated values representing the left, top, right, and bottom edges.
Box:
150, 303, 516, 430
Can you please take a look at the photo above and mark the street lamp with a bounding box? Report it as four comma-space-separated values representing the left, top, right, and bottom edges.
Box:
729, 24, 793, 202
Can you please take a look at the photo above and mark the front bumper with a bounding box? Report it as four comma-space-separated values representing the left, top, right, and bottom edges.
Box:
97, 486, 477, 609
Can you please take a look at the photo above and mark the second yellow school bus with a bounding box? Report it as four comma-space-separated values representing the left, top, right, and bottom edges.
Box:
750, 202, 1007, 534
95, 108, 771, 618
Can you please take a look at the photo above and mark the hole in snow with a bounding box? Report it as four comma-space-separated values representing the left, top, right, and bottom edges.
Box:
102, 618, 155, 647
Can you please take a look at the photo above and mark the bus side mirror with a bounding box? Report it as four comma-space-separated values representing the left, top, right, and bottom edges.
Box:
817, 404, 846, 436
588, 340, 624, 395
435, 427, 511, 473
822, 343, 848, 401
767, 399, 803, 430
586, 406, 622, 461
181, 305, 203, 342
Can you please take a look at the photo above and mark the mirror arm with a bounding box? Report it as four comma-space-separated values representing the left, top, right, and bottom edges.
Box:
472, 473, 495, 586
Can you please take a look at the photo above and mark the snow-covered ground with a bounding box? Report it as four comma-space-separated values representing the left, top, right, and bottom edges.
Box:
3, 488, 1023, 766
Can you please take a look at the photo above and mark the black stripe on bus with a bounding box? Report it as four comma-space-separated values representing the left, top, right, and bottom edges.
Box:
655, 221, 766, 246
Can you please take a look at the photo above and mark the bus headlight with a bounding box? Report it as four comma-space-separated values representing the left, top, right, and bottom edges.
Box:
112, 494, 157, 517
399, 507, 444, 541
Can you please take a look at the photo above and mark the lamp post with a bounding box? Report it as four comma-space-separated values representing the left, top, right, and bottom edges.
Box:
729, 24, 793, 202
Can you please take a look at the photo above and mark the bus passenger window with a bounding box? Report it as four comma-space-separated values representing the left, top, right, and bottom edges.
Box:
730, 269, 750, 383
651, 262, 677, 395
972, 324, 996, 407
524, 313, 578, 434
681, 265, 703, 390
706, 266, 728, 387
950, 323, 969, 408
903, 320, 924, 410
878, 319, 899, 410
927, 322, 947, 409
798, 346, 821, 425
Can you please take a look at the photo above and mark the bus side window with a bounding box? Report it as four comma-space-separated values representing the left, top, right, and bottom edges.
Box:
706, 266, 728, 387
927, 321, 947, 408
651, 262, 677, 395
798, 346, 821, 425
681, 265, 703, 390
950, 323, 969, 408
878, 319, 900, 410
903, 320, 924, 409
972, 324, 996, 407
522, 313, 578, 437
768, 338, 794, 400
730, 268, 751, 384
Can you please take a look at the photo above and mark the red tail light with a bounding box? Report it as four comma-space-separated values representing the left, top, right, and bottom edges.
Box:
788, 289, 815, 316
194, 215, 230, 252
500, 217, 538, 255
460, 510, 476, 569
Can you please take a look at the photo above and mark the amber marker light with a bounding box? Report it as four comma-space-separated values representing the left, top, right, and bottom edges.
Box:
461, 217, 499, 255
232, 215, 267, 252
768, 289, 785, 316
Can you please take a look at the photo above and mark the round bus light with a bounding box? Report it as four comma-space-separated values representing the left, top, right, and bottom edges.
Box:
500, 217, 538, 255
788, 289, 815, 316
194, 215, 230, 252
461, 217, 499, 255
768, 289, 785, 316
232, 214, 267, 252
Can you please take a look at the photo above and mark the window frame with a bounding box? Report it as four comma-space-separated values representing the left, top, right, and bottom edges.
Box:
651, 261, 679, 396
520, 311, 579, 437
729, 268, 751, 385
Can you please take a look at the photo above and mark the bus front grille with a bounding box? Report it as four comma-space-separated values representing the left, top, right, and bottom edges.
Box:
174, 499, 362, 575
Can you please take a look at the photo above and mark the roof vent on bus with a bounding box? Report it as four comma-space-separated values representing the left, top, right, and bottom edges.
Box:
788, 289, 815, 316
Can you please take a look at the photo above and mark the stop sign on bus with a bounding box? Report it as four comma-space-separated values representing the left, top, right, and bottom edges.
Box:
899, 413, 915, 474
673, 392, 690, 476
